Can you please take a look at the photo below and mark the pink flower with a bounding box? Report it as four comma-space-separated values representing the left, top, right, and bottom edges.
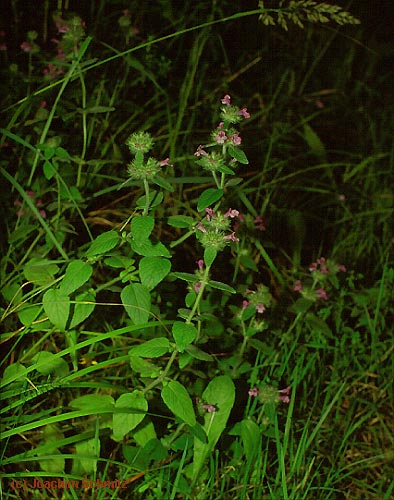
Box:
338, 264, 346, 272
278, 387, 291, 403
255, 303, 266, 314
196, 259, 205, 270
221, 94, 231, 105
196, 222, 207, 233
20, 41, 33, 52
223, 232, 239, 243
159, 157, 171, 167
293, 280, 303, 292
194, 282, 202, 293
215, 130, 227, 144
242, 299, 249, 310
202, 403, 217, 413
230, 133, 242, 145
316, 288, 328, 300
254, 215, 266, 231
224, 208, 239, 219
248, 387, 260, 397
205, 207, 215, 221
237, 107, 250, 119
194, 145, 208, 157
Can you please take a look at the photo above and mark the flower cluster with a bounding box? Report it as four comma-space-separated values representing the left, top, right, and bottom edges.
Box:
294, 257, 346, 302
126, 131, 170, 180
242, 284, 273, 315
196, 207, 240, 251
194, 94, 250, 175
20, 31, 40, 54
248, 385, 291, 404
52, 13, 86, 60
220, 94, 250, 125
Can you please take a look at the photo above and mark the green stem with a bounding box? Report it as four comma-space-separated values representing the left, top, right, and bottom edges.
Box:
186, 265, 210, 324
143, 177, 150, 215
142, 348, 179, 394
169, 230, 194, 248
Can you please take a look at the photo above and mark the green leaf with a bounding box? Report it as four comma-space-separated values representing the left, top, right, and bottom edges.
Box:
130, 215, 155, 240
69, 394, 115, 412
112, 391, 148, 441
24, 258, 59, 285
207, 280, 236, 294
185, 344, 213, 361
38, 424, 65, 473
70, 290, 96, 328
32, 351, 69, 377
305, 312, 332, 337
228, 145, 249, 164
303, 123, 327, 161
167, 215, 195, 228
172, 321, 197, 352
129, 355, 161, 378
43, 289, 70, 330
104, 255, 135, 269
121, 283, 151, 325
204, 247, 217, 267
43, 160, 57, 180
197, 188, 223, 212
59, 260, 93, 295
131, 238, 171, 258
72, 438, 100, 476
161, 381, 196, 426
192, 376, 235, 481
139, 256, 171, 291
86, 230, 119, 257
18, 304, 42, 326
55, 146, 70, 159
153, 175, 174, 192
135, 191, 163, 210
239, 254, 258, 272
38, 447, 65, 474
241, 419, 261, 463
171, 272, 198, 283
128, 337, 170, 358
1, 363, 27, 387
133, 419, 157, 447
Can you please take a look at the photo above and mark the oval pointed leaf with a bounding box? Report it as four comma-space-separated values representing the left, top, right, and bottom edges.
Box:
228, 145, 249, 164
70, 394, 115, 412
59, 260, 93, 295
113, 391, 148, 441
121, 283, 151, 325
207, 280, 236, 293
192, 376, 235, 481
161, 381, 196, 426
197, 188, 223, 212
172, 321, 197, 352
43, 289, 70, 330
32, 352, 69, 377
139, 256, 171, 291
204, 247, 217, 267
70, 290, 96, 328
86, 230, 119, 257
128, 337, 170, 358
130, 216, 155, 240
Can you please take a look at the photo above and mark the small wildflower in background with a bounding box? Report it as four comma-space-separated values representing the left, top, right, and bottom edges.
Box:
14, 191, 46, 219
243, 284, 273, 314
248, 385, 291, 404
